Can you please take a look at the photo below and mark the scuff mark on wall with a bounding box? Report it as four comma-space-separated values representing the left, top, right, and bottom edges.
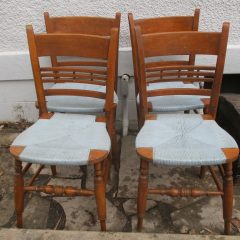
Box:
13, 104, 26, 122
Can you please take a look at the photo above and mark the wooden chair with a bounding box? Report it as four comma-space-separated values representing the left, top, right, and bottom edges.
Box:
10, 25, 118, 231
43, 12, 121, 177
44, 12, 120, 92
128, 9, 211, 128
135, 22, 239, 235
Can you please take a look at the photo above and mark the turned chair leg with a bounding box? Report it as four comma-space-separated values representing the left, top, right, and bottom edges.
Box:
103, 155, 112, 185
137, 158, 149, 231
200, 166, 207, 179
223, 162, 233, 235
50, 165, 57, 176
94, 162, 107, 231
14, 159, 24, 228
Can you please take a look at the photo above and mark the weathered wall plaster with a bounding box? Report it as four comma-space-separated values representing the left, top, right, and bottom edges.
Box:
0, 0, 240, 52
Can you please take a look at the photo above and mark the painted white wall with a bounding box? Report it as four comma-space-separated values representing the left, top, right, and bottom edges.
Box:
0, 0, 240, 122
1, 0, 240, 51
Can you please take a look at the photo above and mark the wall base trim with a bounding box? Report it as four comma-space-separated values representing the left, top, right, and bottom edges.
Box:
0, 46, 240, 122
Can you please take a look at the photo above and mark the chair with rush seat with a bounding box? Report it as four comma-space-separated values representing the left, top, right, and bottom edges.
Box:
44, 12, 121, 94
10, 25, 119, 231
134, 22, 239, 234
43, 12, 121, 177
128, 9, 211, 128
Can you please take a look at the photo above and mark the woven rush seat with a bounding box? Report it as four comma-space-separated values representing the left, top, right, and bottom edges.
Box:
136, 114, 238, 166
46, 83, 118, 113
137, 82, 209, 112
11, 113, 111, 165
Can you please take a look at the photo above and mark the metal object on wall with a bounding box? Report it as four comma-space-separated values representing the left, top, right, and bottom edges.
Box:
120, 74, 130, 136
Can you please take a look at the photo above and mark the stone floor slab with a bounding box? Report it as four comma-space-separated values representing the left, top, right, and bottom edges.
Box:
171, 197, 240, 235
123, 199, 157, 216
52, 196, 127, 232
1, 229, 240, 240
118, 136, 217, 209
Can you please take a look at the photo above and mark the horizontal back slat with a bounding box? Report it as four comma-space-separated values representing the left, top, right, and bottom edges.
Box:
41, 73, 107, 80
145, 64, 215, 84
40, 66, 107, 84
40, 67, 107, 75
146, 71, 215, 78
147, 88, 211, 97
147, 77, 214, 83
42, 79, 106, 85
35, 34, 110, 59
145, 60, 189, 69
45, 89, 106, 99
146, 65, 216, 72
57, 61, 107, 67
135, 16, 194, 34
143, 32, 221, 57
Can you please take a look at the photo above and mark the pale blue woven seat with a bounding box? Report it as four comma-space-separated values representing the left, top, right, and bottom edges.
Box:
136, 114, 238, 166
11, 113, 111, 165
137, 82, 208, 112
46, 83, 118, 113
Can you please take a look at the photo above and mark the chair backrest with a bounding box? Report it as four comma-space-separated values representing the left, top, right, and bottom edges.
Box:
44, 12, 121, 35
135, 22, 229, 120
44, 12, 121, 91
128, 9, 200, 95
26, 25, 118, 121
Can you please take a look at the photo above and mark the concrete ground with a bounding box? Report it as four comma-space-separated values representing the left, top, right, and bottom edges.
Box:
0, 229, 240, 240
0, 122, 240, 236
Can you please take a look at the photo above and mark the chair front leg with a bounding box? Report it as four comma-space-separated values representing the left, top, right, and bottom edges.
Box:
137, 158, 149, 231
94, 162, 107, 231
14, 159, 24, 228
223, 162, 233, 235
